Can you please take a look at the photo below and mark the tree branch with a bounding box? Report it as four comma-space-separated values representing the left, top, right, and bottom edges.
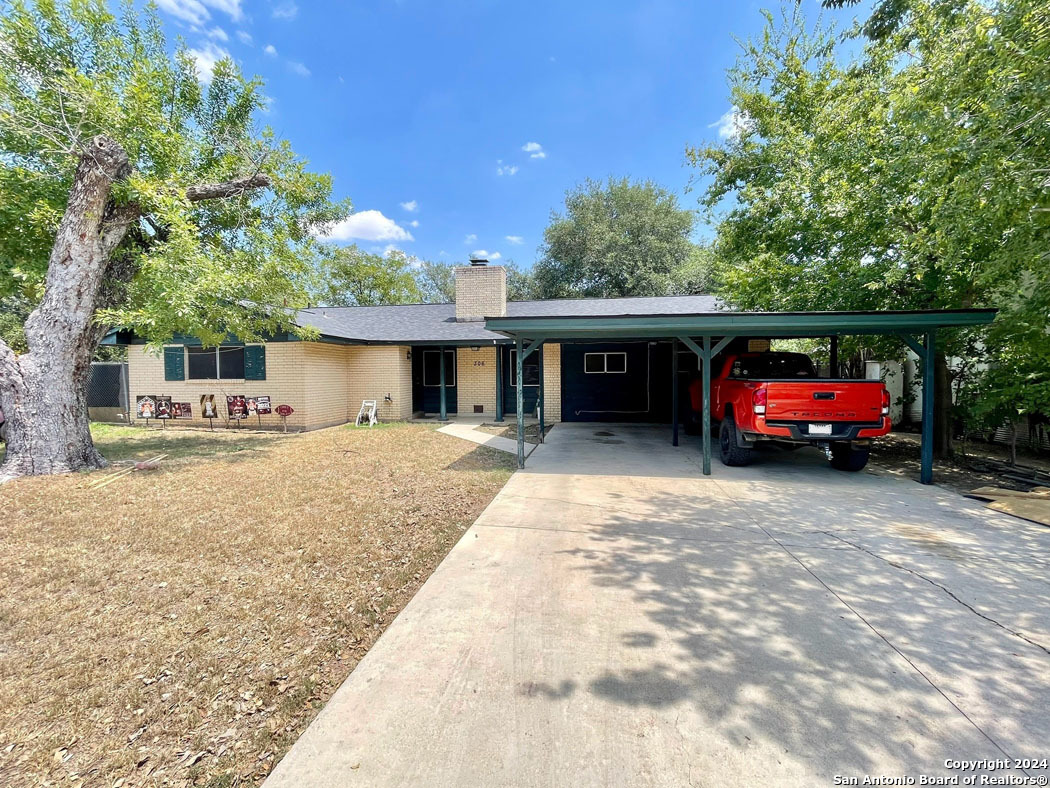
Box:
185, 173, 272, 203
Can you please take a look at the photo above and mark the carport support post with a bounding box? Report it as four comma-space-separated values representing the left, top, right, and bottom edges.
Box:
538, 345, 545, 443
516, 336, 525, 469
438, 345, 448, 422
671, 340, 679, 447
701, 335, 712, 476
494, 346, 504, 422
921, 330, 936, 485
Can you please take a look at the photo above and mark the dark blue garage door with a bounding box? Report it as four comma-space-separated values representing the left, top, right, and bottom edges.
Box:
561, 342, 673, 422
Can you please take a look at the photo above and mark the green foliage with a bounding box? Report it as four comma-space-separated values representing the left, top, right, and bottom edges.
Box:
312, 245, 422, 306
0, 0, 349, 347
412, 259, 536, 303
414, 260, 456, 303
502, 261, 537, 301
690, 0, 1050, 423
534, 177, 698, 299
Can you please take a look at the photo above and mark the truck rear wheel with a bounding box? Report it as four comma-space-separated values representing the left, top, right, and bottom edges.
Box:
719, 414, 753, 467
829, 442, 870, 472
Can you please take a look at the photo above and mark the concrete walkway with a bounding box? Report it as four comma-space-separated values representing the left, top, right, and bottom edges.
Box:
266, 424, 1050, 787
436, 422, 519, 454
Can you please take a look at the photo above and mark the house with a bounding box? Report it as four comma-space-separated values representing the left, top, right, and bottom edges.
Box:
116, 259, 719, 432
111, 259, 997, 483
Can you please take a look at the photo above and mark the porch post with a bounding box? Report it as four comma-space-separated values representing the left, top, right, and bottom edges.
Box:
920, 330, 936, 485
671, 339, 679, 447
701, 335, 712, 475
494, 345, 504, 422
516, 336, 525, 469
538, 345, 545, 443
438, 345, 448, 422
830, 335, 839, 377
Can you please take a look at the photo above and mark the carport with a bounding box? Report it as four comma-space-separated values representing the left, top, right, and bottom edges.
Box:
484, 308, 996, 483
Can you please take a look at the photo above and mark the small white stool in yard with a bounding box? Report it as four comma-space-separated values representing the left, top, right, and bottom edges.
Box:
355, 400, 378, 427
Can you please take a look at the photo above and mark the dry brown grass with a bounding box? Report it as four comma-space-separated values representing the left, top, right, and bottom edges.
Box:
0, 423, 513, 788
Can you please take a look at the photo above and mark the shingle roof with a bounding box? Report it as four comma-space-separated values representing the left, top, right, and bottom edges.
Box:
297, 294, 721, 344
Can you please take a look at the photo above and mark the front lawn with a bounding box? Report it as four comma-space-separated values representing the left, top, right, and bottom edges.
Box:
0, 423, 513, 787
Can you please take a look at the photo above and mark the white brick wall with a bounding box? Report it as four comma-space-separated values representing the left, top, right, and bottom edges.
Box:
127, 343, 308, 430
542, 343, 561, 423
457, 346, 497, 415
454, 265, 506, 321
347, 345, 413, 421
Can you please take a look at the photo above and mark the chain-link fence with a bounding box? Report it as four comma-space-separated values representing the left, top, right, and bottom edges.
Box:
88, 362, 129, 422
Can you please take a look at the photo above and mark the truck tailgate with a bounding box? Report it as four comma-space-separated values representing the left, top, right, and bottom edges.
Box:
764, 381, 884, 422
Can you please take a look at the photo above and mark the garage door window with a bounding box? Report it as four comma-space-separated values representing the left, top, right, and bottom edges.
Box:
509, 350, 540, 386
584, 352, 627, 374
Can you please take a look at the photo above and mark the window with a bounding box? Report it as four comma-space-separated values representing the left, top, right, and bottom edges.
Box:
423, 349, 456, 386
187, 346, 246, 380
509, 350, 540, 386
584, 352, 627, 374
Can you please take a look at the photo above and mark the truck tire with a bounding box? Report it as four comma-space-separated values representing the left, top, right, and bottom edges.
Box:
830, 442, 870, 472
719, 414, 752, 467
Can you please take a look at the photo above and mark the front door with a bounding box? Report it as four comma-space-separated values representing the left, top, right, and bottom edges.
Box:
412, 348, 458, 414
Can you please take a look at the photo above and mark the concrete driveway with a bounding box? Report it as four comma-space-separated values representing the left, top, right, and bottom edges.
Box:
266, 424, 1050, 787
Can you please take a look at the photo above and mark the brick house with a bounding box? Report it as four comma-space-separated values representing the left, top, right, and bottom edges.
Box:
112, 260, 717, 431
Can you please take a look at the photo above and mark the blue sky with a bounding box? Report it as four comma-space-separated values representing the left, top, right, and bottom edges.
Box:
156, 0, 870, 268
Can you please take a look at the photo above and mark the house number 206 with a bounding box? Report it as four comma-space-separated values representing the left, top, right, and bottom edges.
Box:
474, 361, 486, 366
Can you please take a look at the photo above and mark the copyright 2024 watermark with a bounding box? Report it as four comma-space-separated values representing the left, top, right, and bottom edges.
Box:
833, 759, 1050, 787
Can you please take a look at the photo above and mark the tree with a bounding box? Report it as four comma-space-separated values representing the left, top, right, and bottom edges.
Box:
415, 260, 456, 303
689, 0, 1050, 456
0, 1, 348, 480
313, 246, 422, 306
533, 177, 698, 299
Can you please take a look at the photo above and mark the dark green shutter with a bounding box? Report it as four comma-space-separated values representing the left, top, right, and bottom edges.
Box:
244, 345, 266, 380
164, 346, 185, 381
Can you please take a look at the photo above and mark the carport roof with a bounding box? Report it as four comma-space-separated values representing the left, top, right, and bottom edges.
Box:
483, 307, 997, 340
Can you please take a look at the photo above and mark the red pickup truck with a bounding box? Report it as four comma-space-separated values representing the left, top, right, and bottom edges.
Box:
689, 351, 891, 471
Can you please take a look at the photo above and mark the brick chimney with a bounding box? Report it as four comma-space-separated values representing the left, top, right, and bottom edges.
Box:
454, 257, 507, 322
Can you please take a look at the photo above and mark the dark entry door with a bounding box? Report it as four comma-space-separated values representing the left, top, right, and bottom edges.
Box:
499, 345, 541, 417
560, 341, 672, 422
412, 348, 457, 414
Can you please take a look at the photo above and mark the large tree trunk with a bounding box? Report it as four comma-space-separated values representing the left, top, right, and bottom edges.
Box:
0, 136, 272, 482
0, 136, 131, 481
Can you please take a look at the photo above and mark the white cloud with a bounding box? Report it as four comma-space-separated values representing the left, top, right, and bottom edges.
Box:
207, 26, 228, 41
156, 0, 242, 25
320, 210, 414, 242
471, 249, 501, 260
408, 220, 420, 228
156, 0, 210, 25
496, 160, 518, 176
709, 106, 752, 140
464, 233, 477, 244
203, 0, 243, 22
522, 141, 546, 159
287, 61, 311, 77
186, 42, 231, 82
263, 44, 278, 57
236, 29, 253, 44
400, 200, 418, 212
272, 1, 298, 20
505, 235, 524, 245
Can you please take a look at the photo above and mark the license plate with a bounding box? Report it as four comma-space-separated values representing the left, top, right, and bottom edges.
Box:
808, 423, 833, 435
